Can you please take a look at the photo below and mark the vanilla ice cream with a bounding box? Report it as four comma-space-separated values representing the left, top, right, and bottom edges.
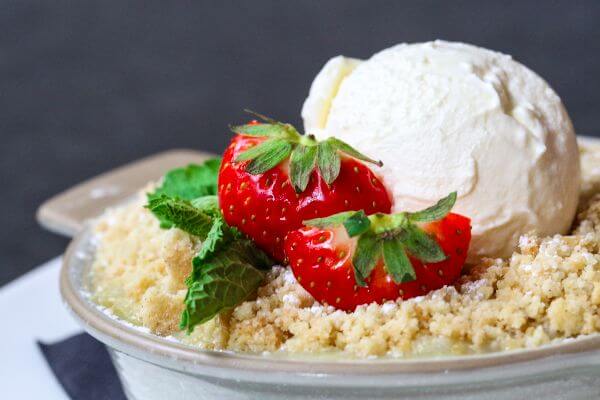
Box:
302, 41, 581, 261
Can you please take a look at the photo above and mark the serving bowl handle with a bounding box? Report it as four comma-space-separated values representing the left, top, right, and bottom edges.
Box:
36, 149, 215, 237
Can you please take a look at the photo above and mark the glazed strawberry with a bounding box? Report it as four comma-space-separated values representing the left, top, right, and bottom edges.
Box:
284, 193, 471, 311
218, 113, 392, 262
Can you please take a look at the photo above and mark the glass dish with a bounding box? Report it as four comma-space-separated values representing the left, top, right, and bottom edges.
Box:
61, 226, 600, 400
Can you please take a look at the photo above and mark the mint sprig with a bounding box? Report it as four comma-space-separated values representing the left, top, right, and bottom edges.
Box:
147, 195, 214, 238
180, 236, 271, 332
231, 111, 383, 193
304, 192, 458, 286
147, 159, 221, 228
149, 159, 220, 200
146, 159, 273, 333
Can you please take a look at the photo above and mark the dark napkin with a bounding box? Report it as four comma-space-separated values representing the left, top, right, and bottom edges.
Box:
38, 333, 127, 400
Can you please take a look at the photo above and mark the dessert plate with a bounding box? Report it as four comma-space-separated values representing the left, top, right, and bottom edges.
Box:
40, 144, 600, 400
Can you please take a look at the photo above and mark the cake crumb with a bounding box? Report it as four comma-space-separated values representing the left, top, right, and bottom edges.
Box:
90, 148, 600, 358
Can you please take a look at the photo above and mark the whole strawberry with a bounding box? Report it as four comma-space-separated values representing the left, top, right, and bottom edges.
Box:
284, 192, 471, 311
218, 112, 392, 262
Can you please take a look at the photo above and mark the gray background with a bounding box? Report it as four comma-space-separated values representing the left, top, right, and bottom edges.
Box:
2, 0, 600, 286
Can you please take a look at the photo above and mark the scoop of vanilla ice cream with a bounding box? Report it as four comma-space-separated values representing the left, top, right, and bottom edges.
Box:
302, 41, 580, 261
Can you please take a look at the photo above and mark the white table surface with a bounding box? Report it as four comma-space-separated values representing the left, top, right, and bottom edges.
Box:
1, 257, 81, 399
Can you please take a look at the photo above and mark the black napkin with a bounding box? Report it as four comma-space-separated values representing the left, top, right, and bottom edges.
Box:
37, 333, 127, 400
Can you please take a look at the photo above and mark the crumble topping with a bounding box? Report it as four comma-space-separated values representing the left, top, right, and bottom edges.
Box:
90, 145, 600, 357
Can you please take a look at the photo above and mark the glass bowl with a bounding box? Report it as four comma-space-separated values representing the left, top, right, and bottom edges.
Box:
60, 226, 600, 400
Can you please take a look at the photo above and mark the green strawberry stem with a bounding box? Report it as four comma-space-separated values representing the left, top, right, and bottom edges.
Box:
304, 192, 458, 287
230, 110, 383, 193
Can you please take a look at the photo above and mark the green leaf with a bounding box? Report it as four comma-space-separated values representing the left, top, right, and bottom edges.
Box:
316, 141, 341, 185
235, 138, 286, 162
383, 239, 416, 283
145, 149, 276, 334
146, 159, 220, 228
180, 242, 267, 332
180, 214, 272, 333
149, 159, 221, 201
230, 123, 289, 137
196, 215, 226, 260
408, 192, 457, 223
352, 233, 382, 287
242, 110, 302, 141
304, 210, 360, 229
327, 137, 383, 167
304, 210, 371, 238
343, 210, 371, 237
191, 195, 220, 217
289, 145, 318, 192
243, 109, 280, 124
235, 139, 293, 174
402, 224, 446, 263
147, 195, 214, 238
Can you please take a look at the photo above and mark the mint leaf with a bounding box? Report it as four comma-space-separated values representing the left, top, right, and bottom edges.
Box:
194, 214, 242, 261
316, 140, 341, 185
352, 233, 382, 287
179, 214, 271, 332
402, 224, 446, 263
383, 238, 416, 283
191, 195, 220, 217
408, 192, 457, 223
147, 195, 214, 238
181, 239, 272, 332
289, 145, 318, 192
196, 215, 227, 260
180, 253, 265, 331
146, 158, 275, 333
146, 159, 220, 227
150, 159, 221, 201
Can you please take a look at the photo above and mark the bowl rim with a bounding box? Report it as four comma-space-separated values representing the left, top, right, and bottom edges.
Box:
61, 224, 600, 377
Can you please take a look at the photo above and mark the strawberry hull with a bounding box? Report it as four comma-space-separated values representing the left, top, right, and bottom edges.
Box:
218, 135, 392, 262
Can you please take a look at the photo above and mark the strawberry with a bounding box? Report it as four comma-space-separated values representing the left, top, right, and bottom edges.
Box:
284, 193, 471, 311
218, 112, 392, 262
